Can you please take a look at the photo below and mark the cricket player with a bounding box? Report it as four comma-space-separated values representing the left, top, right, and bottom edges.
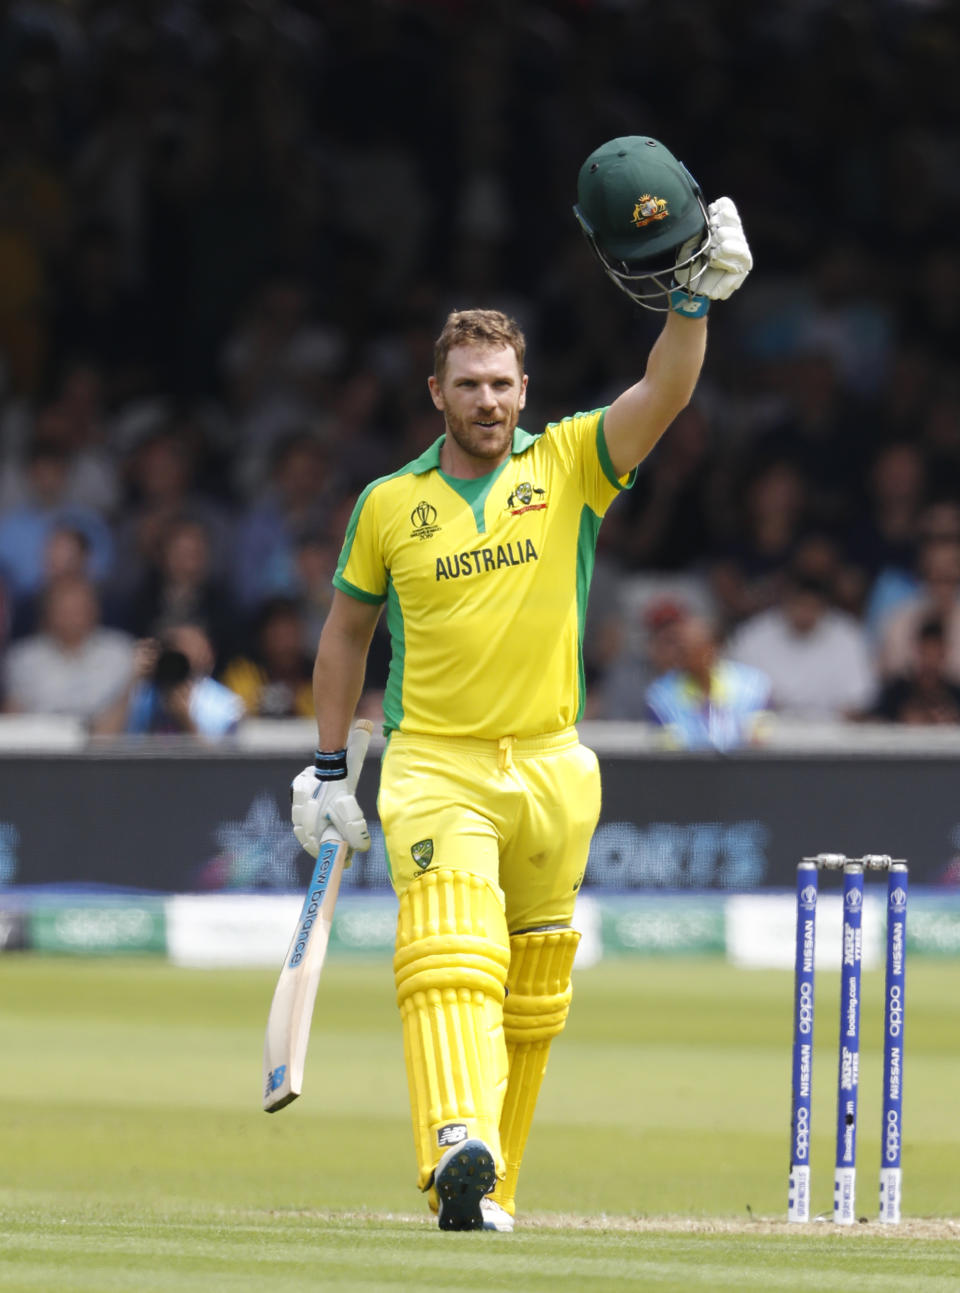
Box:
291, 136, 753, 1230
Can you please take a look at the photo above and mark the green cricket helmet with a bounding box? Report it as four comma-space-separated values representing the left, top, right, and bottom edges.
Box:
573, 136, 710, 310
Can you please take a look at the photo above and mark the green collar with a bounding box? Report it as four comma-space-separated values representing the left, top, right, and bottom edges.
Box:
409, 426, 538, 475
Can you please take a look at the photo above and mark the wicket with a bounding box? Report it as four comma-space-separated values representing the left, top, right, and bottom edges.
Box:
788, 853, 908, 1226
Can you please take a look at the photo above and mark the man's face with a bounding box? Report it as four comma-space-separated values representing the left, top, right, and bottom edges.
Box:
262, 611, 303, 668
46, 582, 97, 647
916, 634, 945, 680
428, 344, 527, 466
921, 542, 960, 611
679, 619, 716, 678
785, 590, 824, 635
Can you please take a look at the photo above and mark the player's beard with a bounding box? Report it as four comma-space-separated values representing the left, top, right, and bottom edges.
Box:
443, 406, 517, 464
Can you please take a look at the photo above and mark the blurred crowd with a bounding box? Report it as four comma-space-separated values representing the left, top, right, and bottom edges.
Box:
1, 0, 959, 740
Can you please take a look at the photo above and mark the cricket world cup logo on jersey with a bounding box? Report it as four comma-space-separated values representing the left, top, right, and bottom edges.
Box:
410, 501, 440, 540
506, 481, 547, 515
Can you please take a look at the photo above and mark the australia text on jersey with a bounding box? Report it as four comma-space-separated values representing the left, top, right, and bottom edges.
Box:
435, 540, 539, 581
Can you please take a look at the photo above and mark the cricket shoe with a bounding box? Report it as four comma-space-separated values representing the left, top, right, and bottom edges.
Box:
479, 1198, 514, 1232
434, 1138, 497, 1231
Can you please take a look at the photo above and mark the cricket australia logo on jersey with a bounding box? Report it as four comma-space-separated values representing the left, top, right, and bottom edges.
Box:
506, 481, 547, 515
410, 501, 440, 540
411, 839, 434, 869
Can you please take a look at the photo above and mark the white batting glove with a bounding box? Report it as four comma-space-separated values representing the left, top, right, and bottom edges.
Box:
291, 743, 371, 856
676, 197, 753, 301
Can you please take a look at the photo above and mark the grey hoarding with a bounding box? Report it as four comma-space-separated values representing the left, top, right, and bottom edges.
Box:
0, 752, 958, 893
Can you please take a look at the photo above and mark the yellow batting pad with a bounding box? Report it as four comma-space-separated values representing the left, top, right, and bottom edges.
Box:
394, 869, 510, 1191
492, 926, 580, 1216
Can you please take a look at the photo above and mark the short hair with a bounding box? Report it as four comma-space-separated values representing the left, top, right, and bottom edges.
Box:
49, 524, 91, 557
254, 595, 303, 633
787, 571, 831, 601
433, 309, 526, 383
917, 614, 945, 643
27, 439, 68, 465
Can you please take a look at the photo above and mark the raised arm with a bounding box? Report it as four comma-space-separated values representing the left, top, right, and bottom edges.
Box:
572, 135, 752, 477
603, 311, 707, 478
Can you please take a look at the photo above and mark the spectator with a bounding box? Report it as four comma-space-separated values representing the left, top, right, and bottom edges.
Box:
845, 441, 926, 589
862, 499, 960, 642
220, 273, 344, 493
869, 616, 960, 725
109, 428, 234, 598
877, 538, 960, 685
751, 348, 870, 530
288, 527, 393, 702
121, 515, 239, 669
597, 595, 689, 721
0, 440, 114, 598
93, 623, 244, 739
0, 0, 955, 749
0, 368, 118, 515
221, 597, 314, 719
605, 404, 721, 572
231, 431, 334, 610
0, 570, 11, 657
2, 573, 134, 722
728, 572, 876, 719
922, 381, 960, 497
581, 546, 628, 716
709, 458, 809, 630
847, 442, 928, 637
291, 530, 339, 652
645, 614, 771, 750
792, 531, 865, 621
9, 523, 92, 638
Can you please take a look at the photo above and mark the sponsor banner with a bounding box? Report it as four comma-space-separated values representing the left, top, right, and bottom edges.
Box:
165, 894, 300, 967
164, 894, 399, 967
585, 818, 768, 891
0, 907, 26, 951
598, 896, 726, 956
726, 894, 883, 971
593, 755, 960, 890
4, 752, 960, 892
574, 895, 602, 967
905, 901, 960, 957
29, 903, 166, 956
9, 890, 960, 964
329, 896, 396, 954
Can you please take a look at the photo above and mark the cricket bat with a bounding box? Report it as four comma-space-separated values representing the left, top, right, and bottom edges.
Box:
262, 719, 374, 1112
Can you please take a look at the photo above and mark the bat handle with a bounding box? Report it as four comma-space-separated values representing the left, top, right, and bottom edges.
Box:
345, 719, 374, 792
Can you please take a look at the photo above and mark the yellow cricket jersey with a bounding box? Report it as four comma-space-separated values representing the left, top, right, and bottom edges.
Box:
334, 409, 634, 737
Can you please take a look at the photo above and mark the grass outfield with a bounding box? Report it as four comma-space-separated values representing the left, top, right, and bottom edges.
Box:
1, 954, 959, 1291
